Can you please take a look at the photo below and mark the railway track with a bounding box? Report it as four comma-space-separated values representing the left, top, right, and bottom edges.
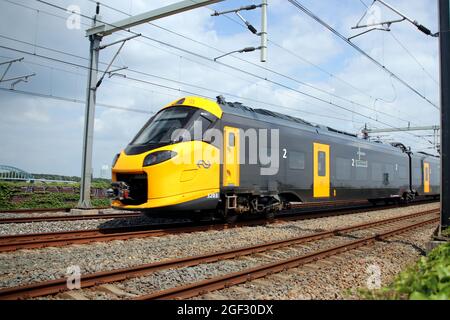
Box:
0, 207, 439, 300
138, 210, 439, 300
0, 207, 110, 214
0, 200, 364, 224
0, 212, 141, 224
0, 200, 436, 253
0, 198, 434, 224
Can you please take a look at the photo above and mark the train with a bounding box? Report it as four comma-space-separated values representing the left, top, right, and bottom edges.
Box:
109, 96, 440, 221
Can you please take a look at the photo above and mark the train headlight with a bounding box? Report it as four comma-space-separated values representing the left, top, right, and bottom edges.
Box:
112, 153, 120, 168
143, 150, 177, 167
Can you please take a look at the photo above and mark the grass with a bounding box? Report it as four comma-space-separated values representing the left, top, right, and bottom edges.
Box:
0, 181, 110, 210
442, 227, 450, 238
360, 242, 450, 300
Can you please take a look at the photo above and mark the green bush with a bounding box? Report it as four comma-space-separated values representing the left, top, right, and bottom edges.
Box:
361, 243, 450, 300
0, 182, 15, 210
442, 227, 450, 238
0, 181, 110, 210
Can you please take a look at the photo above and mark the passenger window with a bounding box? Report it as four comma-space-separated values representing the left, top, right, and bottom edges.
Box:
384, 164, 394, 184
336, 157, 351, 180
289, 151, 305, 170
318, 151, 326, 177
413, 166, 421, 185
356, 167, 367, 181
383, 173, 389, 185
371, 163, 383, 182
229, 133, 235, 147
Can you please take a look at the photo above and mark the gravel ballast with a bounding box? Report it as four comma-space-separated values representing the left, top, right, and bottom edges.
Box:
0, 203, 439, 293
0, 208, 131, 219
205, 225, 437, 300
0, 214, 191, 236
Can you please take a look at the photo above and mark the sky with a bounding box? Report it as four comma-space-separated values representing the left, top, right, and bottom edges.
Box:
0, 0, 441, 177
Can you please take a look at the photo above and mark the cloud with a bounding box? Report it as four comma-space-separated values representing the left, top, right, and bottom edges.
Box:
0, 0, 440, 176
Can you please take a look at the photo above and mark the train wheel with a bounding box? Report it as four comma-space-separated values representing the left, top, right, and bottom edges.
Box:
225, 213, 238, 224
265, 211, 275, 221
218, 207, 238, 224
190, 212, 204, 223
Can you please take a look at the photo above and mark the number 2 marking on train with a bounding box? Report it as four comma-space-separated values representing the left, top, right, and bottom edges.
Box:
283, 149, 287, 159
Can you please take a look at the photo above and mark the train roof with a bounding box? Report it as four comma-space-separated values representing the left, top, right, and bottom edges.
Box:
217, 98, 440, 158
220, 100, 357, 135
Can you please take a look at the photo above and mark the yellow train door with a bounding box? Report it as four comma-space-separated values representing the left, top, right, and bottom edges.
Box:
424, 162, 430, 193
313, 143, 330, 198
223, 126, 240, 187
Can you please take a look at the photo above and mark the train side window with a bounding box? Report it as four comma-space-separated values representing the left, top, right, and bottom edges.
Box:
384, 164, 394, 184
229, 133, 235, 147
413, 166, 421, 185
383, 173, 389, 185
371, 163, 383, 182
318, 151, 326, 177
356, 167, 367, 181
336, 157, 351, 180
432, 165, 438, 182
289, 151, 305, 170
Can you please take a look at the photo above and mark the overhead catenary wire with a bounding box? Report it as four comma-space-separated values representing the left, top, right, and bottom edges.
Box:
0, 45, 365, 124
201, 0, 387, 101
0, 43, 433, 147
4, 0, 427, 128
83, 0, 410, 122
0, 87, 155, 114
12, 76, 434, 150
0, 53, 182, 102
389, 31, 439, 85
208, 9, 440, 136
359, 0, 370, 9
0, 32, 394, 127
0, 43, 382, 124
32, 0, 423, 126
357, 0, 439, 85
287, 0, 439, 110
1, 0, 437, 147
86, 0, 433, 129
0, 0, 264, 87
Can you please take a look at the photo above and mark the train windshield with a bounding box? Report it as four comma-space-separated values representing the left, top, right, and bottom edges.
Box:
131, 107, 197, 145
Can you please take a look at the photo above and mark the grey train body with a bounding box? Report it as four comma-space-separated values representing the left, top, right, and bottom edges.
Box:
215, 101, 440, 206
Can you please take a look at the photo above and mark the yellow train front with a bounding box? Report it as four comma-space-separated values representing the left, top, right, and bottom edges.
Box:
110, 96, 223, 212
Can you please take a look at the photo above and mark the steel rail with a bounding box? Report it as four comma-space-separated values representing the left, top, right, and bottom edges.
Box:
0, 207, 112, 214
0, 200, 438, 253
0, 213, 141, 224
137, 216, 439, 300
0, 200, 365, 223
0, 208, 438, 300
